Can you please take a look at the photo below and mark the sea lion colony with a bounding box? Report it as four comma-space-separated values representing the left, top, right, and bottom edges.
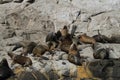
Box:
1, 25, 120, 80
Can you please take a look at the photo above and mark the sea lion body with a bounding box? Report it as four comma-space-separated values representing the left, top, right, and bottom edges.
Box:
58, 35, 72, 53
8, 52, 32, 67
92, 43, 110, 59
46, 32, 60, 50
32, 44, 49, 57
93, 48, 109, 59
12, 40, 37, 56
26, 0, 35, 3
92, 30, 110, 43
69, 43, 78, 56
13, 0, 24, 3
92, 34, 110, 43
78, 34, 96, 44
86, 59, 115, 80
109, 35, 120, 43
58, 25, 74, 53
0, 58, 14, 80
68, 43, 83, 65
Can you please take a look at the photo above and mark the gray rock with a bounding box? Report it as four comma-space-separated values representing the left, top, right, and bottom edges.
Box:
2, 29, 16, 39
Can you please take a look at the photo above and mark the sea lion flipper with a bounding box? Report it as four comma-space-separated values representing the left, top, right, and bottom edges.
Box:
12, 43, 23, 51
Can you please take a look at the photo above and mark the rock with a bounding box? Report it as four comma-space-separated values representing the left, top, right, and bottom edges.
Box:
52, 60, 77, 77
0, 0, 120, 79
80, 46, 94, 61
2, 29, 16, 39
52, 51, 68, 60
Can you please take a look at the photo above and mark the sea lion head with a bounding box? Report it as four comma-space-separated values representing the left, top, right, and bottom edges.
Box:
0, 58, 9, 67
61, 25, 69, 37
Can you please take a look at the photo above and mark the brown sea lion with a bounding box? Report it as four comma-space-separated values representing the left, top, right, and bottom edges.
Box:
58, 25, 77, 53
45, 26, 63, 50
10, 40, 37, 56
68, 43, 84, 65
32, 44, 49, 57
58, 38, 72, 53
45, 31, 61, 50
0, 58, 14, 80
60, 25, 69, 37
8, 52, 32, 67
68, 54, 83, 66
69, 43, 79, 56
78, 33, 96, 44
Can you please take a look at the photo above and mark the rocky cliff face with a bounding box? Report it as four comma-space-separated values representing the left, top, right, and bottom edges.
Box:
0, 0, 120, 80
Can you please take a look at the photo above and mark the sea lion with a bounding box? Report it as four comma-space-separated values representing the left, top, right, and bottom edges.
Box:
26, 0, 35, 3
69, 43, 79, 56
0, 58, 14, 80
11, 40, 37, 56
13, 0, 24, 3
92, 43, 110, 59
86, 59, 115, 80
8, 52, 32, 67
60, 25, 69, 37
93, 30, 120, 43
58, 25, 77, 53
109, 35, 120, 43
68, 43, 84, 65
14, 70, 60, 80
68, 54, 83, 66
17, 71, 48, 80
93, 48, 110, 59
0, 0, 13, 4
45, 31, 61, 50
58, 38, 72, 53
78, 33, 96, 44
92, 30, 110, 43
46, 32, 58, 43
45, 29, 62, 51
32, 44, 49, 57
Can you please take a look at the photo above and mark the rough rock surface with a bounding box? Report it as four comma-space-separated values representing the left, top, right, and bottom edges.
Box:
0, 0, 120, 80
